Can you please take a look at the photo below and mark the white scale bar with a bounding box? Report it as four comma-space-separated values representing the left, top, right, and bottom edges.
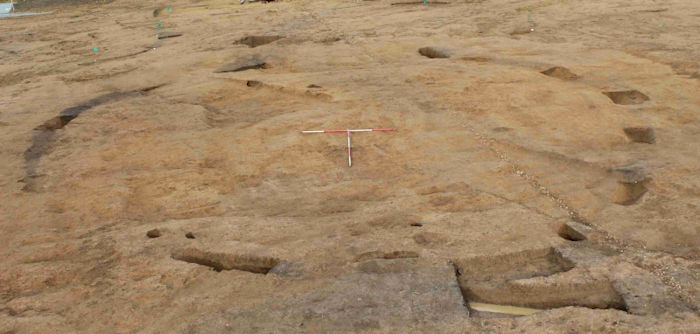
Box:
301, 128, 395, 167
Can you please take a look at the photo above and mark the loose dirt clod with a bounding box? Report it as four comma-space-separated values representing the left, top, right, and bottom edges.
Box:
418, 46, 452, 59
541, 66, 578, 80
147, 229, 162, 238
172, 248, 280, 274
623, 127, 656, 144
603, 90, 650, 105
235, 35, 284, 48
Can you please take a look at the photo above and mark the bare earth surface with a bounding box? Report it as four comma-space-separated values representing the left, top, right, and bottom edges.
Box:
1, 0, 699, 333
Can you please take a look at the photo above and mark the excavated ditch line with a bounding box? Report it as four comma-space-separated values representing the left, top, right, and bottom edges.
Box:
21, 85, 163, 191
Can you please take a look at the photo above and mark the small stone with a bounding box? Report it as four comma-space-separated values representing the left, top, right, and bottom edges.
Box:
307, 84, 322, 88
185, 232, 195, 239
147, 229, 162, 238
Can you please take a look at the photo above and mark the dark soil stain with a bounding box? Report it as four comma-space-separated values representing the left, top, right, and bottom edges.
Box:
623, 127, 655, 144
418, 46, 452, 59
235, 35, 284, 48
215, 55, 268, 73
157, 32, 183, 40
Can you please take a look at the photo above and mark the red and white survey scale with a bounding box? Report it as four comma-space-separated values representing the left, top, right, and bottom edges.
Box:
301, 128, 395, 167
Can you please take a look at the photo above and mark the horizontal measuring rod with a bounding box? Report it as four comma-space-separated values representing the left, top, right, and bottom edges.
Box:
301, 128, 395, 167
301, 128, 395, 134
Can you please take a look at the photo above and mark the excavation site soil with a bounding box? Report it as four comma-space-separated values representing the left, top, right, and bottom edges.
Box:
1, 0, 699, 332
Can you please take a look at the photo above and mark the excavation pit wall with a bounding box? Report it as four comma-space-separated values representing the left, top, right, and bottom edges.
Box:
452, 247, 629, 315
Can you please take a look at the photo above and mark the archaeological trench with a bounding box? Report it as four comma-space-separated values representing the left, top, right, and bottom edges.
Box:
0, 0, 698, 333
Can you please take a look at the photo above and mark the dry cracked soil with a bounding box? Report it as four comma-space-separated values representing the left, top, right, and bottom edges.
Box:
1, 0, 699, 333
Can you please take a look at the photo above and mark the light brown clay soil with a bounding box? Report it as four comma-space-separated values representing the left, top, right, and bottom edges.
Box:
1, 0, 699, 333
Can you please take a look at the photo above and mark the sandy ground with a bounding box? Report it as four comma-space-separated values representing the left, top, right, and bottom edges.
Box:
1, 0, 699, 333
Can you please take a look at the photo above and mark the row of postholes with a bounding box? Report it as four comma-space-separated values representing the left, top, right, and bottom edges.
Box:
21, 28, 668, 317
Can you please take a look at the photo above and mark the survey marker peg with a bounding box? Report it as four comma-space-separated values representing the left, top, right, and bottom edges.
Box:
301, 128, 395, 167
